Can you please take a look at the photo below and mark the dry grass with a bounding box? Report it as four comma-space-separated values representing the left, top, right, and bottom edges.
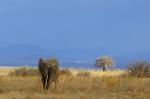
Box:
69, 69, 126, 77
0, 67, 15, 76
0, 68, 150, 99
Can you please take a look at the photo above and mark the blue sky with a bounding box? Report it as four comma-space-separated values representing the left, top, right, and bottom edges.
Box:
0, 0, 150, 53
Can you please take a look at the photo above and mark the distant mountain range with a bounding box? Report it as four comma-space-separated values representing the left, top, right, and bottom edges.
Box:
0, 44, 149, 69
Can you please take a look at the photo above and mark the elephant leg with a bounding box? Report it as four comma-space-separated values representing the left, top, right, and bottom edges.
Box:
55, 79, 58, 89
42, 75, 47, 90
46, 71, 52, 90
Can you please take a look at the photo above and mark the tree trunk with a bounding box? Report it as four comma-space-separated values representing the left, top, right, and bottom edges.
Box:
103, 64, 106, 72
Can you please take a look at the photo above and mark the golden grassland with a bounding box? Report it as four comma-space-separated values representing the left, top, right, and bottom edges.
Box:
0, 67, 150, 99
0, 67, 15, 76
69, 69, 126, 77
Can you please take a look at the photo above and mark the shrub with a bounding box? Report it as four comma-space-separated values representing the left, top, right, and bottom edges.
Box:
128, 61, 150, 78
77, 71, 90, 77
60, 68, 73, 76
10, 67, 39, 77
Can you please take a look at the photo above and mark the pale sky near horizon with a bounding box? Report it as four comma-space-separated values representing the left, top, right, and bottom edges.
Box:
0, 0, 150, 53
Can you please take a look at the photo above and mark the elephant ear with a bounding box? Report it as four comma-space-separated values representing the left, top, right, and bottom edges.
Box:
38, 58, 43, 68
48, 59, 59, 65
39, 58, 46, 64
49, 62, 55, 68
39, 58, 43, 62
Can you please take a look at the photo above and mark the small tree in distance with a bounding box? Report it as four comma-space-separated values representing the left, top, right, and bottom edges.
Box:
95, 56, 113, 72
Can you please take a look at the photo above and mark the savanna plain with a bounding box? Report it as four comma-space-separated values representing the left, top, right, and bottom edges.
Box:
0, 67, 150, 99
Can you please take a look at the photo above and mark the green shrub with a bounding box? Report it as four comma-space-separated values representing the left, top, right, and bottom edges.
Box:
10, 67, 39, 77
128, 61, 150, 78
60, 68, 73, 76
77, 71, 90, 77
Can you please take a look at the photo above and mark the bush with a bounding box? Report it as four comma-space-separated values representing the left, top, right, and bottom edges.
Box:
60, 68, 73, 76
128, 61, 150, 78
10, 67, 39, 77
77, 71, 90, 77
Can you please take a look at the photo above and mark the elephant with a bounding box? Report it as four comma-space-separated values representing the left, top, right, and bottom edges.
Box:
38, 58, 59, 90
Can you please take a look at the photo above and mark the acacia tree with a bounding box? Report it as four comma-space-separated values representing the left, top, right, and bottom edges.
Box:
95, 56, 113, 71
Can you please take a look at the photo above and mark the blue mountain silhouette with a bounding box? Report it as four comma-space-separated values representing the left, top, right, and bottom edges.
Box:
0, 44, 149, 69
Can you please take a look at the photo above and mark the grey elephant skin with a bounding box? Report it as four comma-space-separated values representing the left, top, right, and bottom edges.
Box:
38, 58, 59, 90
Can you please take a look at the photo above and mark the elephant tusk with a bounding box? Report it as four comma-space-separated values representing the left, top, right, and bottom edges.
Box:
45, 74, 48, 89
